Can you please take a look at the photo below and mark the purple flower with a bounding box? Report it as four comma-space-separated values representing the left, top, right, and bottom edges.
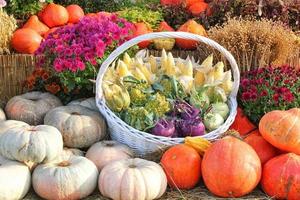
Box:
0, 0, 7, 8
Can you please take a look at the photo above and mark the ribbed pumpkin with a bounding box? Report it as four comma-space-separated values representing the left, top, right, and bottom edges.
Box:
5, 91, 62, 125
66, 4, 84, 23
33, 156, 98, 200
262, 153, 300, 200
259, 108, 300, 155
176, 20, 207, 49
161, 144, 202, 189
244, 130, 279, 165
68, 97, 98, 111
0, 155, 31, 200
202, 136, 261, 197
11, 28, 43, 54
0, 120, 28, 134
41, 3, 69, 27
0, 108, 5, 121
52, 148, 84, 163
23, 15, 49, 36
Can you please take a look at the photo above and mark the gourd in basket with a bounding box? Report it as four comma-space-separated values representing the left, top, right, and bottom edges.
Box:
96, 32, 239, 158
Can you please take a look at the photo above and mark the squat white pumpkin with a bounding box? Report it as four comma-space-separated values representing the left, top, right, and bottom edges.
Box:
33, 156, 98, 200
86, 140, 133, 171
0, 120, 28, 134
68, 97, 98, 111
44, 105, 107, 148
0, 155, 31, 200
5, 91, 62, 125
99, 158, 167, 200
0, 108, 6, 121
0, 125, 63, 163
52, 148, 84, 163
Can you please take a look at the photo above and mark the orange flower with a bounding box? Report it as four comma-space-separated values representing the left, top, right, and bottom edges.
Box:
41, 72, 49, 81
27, 75, 36, 85
63, 86, 69, 94
45, 83, 60, 94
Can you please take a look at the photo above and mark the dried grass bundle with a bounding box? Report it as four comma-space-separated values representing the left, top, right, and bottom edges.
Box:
0, 9, 17, 54
197, 18, 300, 71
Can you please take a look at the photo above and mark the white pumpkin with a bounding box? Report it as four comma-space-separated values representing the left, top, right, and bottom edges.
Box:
0, 125, 63, 163
0, 120, 28, 134
86, 140, 133, 171
5, 92, 62, 125
68, 97, 98, 111
44, 105, 107, 148
0, 155, 31, 200
99, 158, 167, 200
0, 108, 6, 121
33, 156, 98, 200
52, 148, 84, 163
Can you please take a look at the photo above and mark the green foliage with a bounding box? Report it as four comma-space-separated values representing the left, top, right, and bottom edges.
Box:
117, 6, 163, 29
5, 0, 52, 19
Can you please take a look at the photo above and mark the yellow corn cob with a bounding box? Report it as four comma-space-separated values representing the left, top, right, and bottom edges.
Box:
131, 68, 147, 82
149, 55, 158, 74
184, 136, 212, 156
179, 59, 193, 77
221, 71, 233, 94
200, 54, 213, 72
205, 69, 216, 85
161, 49, 168, 71
213, 62, 225, 81
194, 69, 206, 87
165, 52, 176, 76
116, 60, 131, 78
178, 76, 194, 93
138, 64, 155, 84
123, 53, 132, 67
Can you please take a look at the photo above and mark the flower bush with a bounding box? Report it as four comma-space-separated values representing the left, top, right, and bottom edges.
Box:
34, 13, 134, 103
239, 65, 300, 124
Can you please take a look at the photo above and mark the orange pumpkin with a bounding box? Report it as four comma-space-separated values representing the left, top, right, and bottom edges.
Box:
11, 28, 43, 54
23, 15, 49, 36
161, 144, 201, 189
160, 0, 182, 6
66, 4, 84, 23
188, 2, 208, 16
262, 153, 300, 199
86, 13, 97, 17
41, 3, 69, 28
133, 22, 153, 49
44, 27, 59, 39
176, 20, 207, 49
259, 108, 300, 155
157, 21, 174, 32
244, 130, 279, 165
185, 0, 204, 7
230, 107, 256, 135
202, 136, 261, 197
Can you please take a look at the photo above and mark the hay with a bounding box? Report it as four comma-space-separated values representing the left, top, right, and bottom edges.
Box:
24, 184, 270, 200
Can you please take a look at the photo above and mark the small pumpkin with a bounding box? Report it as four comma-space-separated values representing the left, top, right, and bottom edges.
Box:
5, 91, 62, 125
0, 120, 28, 134
99, 158, 167, 200
176, 20, 207, 49
11, 28, 43, 54
188, 2, 208, 16
262, 153, 300, 199
67, 97, 98, 111
0, 125, 63, 164
0, 108, 6, 121
41, 3, 69, 27
23, 15, 49, 36
86, 140, 133, 171
66, 4, 84, 23
202, 136, 261, 197
133, 22, 153, 49
44, 105, 107, 148
43, 27, 59, 39
244, 130, 279, 165
0, 155, 31, 200
160, 0, 182, 6
161, 144, 202, 189
230, 107, 256, 135
52, 148, 84, 163
259, 108, 300, 154
33, 156, 98, 200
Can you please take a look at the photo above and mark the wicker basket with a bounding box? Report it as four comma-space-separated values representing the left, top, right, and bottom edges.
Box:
0, 54, 36, 106
97, 32, 240, 159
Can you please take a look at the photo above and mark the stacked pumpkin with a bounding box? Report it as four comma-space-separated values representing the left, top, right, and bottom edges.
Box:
0, 91, 169, 200
11, 3, 85, 54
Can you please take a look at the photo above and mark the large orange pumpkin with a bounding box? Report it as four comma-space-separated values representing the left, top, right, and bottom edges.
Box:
230, 107, 256, 135
262, 153, 300, 199
259, 108, 300, 155
244, 130, 279, 165
41, 3, 69, 28
161, 144, 201, 189
66, 4, 84, 23
176, 20, 207, 49
188, 2, 208, 16
23, 15, 49, 36
133, 22, 153, 49
202, 136, 261, 197
11, 28, 43, 54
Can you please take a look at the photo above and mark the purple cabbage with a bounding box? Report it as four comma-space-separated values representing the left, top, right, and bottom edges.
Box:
152, 118, 175, 137
176, 118, 205, 137
172, 100, 200, 120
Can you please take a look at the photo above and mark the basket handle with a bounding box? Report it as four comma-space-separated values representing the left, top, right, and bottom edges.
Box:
96, 32, 240, 99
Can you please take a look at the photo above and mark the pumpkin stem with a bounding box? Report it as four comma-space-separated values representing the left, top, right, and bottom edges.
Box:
221, 129, 243, 140
104, 141, 115, 147
71, 112, 81, 115
27, 127, 37, 132
128, 164, 136, 168
58, 161, 70, 167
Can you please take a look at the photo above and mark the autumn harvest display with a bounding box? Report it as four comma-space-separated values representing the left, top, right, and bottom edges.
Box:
1, 0, 300, 199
